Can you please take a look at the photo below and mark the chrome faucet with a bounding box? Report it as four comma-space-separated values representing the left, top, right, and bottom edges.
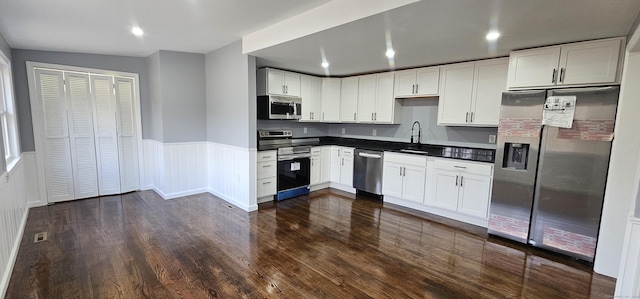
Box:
410, 121, 421, 144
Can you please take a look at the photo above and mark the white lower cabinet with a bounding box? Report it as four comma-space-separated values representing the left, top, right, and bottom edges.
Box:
311, 146, 331, 185
329, 146, 354, 187
426, 158, 493, 220
382, 152, 427, 203
256, 150, 277, 201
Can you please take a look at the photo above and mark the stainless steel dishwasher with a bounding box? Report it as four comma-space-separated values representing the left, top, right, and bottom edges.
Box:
353, 149, 384, 197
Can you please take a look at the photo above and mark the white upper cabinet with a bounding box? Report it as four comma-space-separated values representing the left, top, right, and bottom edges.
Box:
340, 76, 359, 122
507, 37, 623, 89
300, 75, 322, 122
394, 66, 439, 98
257, 68, 301, 97
358, 72, 400, 124
438, 58, 508, 127
321, 78, 341, 122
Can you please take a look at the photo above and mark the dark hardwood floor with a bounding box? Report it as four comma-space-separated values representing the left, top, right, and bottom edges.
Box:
6, 189, 615, 298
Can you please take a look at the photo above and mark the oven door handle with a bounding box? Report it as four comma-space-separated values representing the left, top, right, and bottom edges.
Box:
278, 154, 312, 161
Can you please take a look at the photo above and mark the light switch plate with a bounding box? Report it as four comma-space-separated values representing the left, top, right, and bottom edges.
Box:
489, 134, 496, 143
303, 127, 307, 134
342, 128, 346, 134
372, 129, 377, 136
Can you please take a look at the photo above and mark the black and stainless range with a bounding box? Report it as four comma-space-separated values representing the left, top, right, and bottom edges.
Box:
258, 129, 318, 201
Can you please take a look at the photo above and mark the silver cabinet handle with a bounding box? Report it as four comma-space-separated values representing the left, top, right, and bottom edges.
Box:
374, 112, 377, 121
454, 166, 467, 169
262, 156, 272, 159
353, 113, 356, 121
400, 167, 402, 176
282, 85, 285, 94
455, 175, 459, 186
415, 84, 419, 94
470, 112, 474, 123
341, 158, 344, 166
466, 112, 469, 123
371, 113, 374, 121
263, 181, 271, 185
560, 68, 565, 83
262, 165, 271, 168
412, 84, 416, 94
403, 167, 406, 176
460, 176, 464, 187
552, 68, 557, 83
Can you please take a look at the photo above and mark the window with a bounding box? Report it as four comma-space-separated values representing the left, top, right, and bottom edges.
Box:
0, 53, 19, 170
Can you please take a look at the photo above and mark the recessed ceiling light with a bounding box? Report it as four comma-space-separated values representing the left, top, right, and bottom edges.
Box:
385, 49, 395, 58
132, 27, 144, 36
486, 31, 500, 41
321, 62, 329, 68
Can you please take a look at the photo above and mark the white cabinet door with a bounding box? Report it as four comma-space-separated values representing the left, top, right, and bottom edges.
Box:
374, 72, 395, 123
507, 46, 561, 88
321, 78, 341, 122
329, 147, 341, 183
340, 77, 359, 122
310, 155, 321, 185
300, 75, 321, 121
35, 69, 75, 203
284, 71, 301, 97
340, 148, 354, 187
114, 77, 140, 192
431, 169, 459, 211
457, 173, 492, 219
470, 58, 508, 126
321, 147, 331, 183
558, 39, 621, 86
394, 70, 417, 97
415, 67, 440, 96
65, 72, 99, 200
438, 62, 474, 125
267, 69, 285, 95
91, 75, 121, 196
402, 165, 426, 203
357, 74, 377, 122
382, 162, 403, 198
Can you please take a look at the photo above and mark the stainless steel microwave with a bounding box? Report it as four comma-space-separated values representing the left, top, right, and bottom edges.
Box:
257, 95, 302, 120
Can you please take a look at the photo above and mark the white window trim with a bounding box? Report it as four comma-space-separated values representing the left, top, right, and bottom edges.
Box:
0, 52, 20, 172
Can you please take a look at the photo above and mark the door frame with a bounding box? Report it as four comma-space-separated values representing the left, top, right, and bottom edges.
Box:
26, 61, 145, 205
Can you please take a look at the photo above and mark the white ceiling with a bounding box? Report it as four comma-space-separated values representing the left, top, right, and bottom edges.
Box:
1, 0, 639, 77
251, 0, 640, 76
0, 0, 332, 56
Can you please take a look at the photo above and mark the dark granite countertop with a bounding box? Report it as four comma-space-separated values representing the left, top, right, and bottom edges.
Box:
258, 136, 495, 163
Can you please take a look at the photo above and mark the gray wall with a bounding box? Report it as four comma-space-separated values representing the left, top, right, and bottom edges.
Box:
206, 41, 257, 148
158, 51, 206, 143
258, 97, 497, 148
147, 51, 163, 142
11, 49, 150, 151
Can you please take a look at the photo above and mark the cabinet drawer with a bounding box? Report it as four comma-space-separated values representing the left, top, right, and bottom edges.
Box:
257, 150, 276, 163
384, 152, 427, 167
311, 146, 326, 156
257, 161, 277, 179
341, 147, 354, 156
433, 159, 493, 176
257, 177, 277, 197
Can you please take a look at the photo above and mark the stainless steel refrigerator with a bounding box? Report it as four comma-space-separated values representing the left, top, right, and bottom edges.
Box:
488, 86, 619, 262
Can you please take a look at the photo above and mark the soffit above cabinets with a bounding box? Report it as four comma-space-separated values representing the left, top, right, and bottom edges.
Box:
250, 0, 640, 77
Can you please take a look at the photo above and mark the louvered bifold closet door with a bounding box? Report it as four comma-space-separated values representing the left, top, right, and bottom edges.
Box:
34, 69, 74, 202
90, 75, 121, 195
65, 72, 99, 199
114, 77, 140, 192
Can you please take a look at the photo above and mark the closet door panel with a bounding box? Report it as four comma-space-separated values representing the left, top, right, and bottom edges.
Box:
115, 77, 140, 192
35, 69, 74, 202
65, 73, 99, 199
91, 75, 121, 195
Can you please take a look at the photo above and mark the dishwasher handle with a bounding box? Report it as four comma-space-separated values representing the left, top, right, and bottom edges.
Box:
358, 152, 382, 159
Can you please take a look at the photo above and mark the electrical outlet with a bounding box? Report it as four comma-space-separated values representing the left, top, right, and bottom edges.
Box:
342, 128, 346, 134
489, 134, 496, 143
372, 129, 377, 136
303, 127, 307, 134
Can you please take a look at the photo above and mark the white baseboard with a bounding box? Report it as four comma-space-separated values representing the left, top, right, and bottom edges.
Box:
328, 182, 356, 194
208, 188, 258, 212
310, 182, 330, 192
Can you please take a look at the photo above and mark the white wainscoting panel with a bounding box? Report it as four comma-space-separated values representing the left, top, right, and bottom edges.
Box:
142, 139, 207, 199
615, 217, 640, 297
207, 142, 257, 212
1, 154, 37, 297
